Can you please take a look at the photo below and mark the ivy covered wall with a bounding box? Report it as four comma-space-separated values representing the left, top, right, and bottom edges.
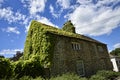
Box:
23, 20, 56, 68
23, 20, 105, 69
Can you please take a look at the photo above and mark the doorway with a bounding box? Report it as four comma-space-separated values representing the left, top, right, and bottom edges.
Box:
76, 60, 85, 76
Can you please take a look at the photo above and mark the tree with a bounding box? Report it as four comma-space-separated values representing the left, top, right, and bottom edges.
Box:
110, 48, 120, 56
0, 55, 4, 58
10, 51, 23, 61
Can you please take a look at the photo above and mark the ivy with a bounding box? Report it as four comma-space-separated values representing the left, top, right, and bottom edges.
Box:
23, 20, 102, 68
23, 20, 56, 68
62, 20, 75, 33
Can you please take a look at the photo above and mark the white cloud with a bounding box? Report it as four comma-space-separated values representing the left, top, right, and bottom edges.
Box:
49, 5, 62, 18
29, 0, 47, 14
96, 0, 120, 8
2, 27, 20, 34
24, 20, 32, 32
49, 5, 59, 18
37, 16, 58, 28
0, 0, 3, 3
21, 0, 58, 32
66, 0, 120, 36
19, 0, 58, 32
0, 7, 26, 23
21, 0, 47, 15
0, 1, 57, 34
25, 15, 58, 32
113, 43, 120, 48
56, 0, 70, 9
50, 0, 72, 18
0, 49, 23, 55
77, 0, 92, 5
0, 0, 3, 4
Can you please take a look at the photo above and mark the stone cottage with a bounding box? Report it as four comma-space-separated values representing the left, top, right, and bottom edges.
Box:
24, 20, 112, 77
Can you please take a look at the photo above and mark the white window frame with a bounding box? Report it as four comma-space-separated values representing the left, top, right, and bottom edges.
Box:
72, 42, 81, 50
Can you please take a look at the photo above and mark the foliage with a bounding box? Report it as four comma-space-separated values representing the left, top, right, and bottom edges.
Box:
2, 76, 44, 80
0, 70, 120, 80
22, 56, 44, 78
110, 48, 120, 56
14, 56, 44, 78
96, 70, 120, 79
89, 75, 106, 80
89, 70, 120, 80
14, 60, 24, 78
62, 20, 75, 33
50, 73, 87, 80
23, 20, 56, 68
18, 76, 32, 80
0, 58, 13, 79
32, 76, 44, 80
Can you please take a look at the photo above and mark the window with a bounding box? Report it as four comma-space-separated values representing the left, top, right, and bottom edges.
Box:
119, 60, 120, 64
118, 67, 120, 71
98, 46, 104, 52
116, 60, 120, 67
116, 61, 119, 65
72, 43, 81, 50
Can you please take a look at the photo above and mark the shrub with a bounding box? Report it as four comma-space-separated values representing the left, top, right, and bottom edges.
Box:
14, 56, 44, 78
33, 76, 44, 80
22, 58, 44, 78
14, 60, 24, 78
19, 76, 32, 80
89, 70, 120, 80
0, 58, 13, 79
50, 73, 87, 80
96, 70, 120, 79
89, 75, 106, 80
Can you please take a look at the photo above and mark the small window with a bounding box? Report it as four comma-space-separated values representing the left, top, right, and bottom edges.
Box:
116, 61, 119, 65
98, 46, 104, 52
72, 43, 81, 50
119, 60, 120, 64
118, 67, 120, 71
116, 60, 120, 65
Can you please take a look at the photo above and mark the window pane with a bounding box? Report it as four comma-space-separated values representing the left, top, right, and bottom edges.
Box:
98, 46, 103, 52
71, 43, 81, 50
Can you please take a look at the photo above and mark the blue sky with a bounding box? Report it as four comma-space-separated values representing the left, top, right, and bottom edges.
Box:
0, 0, 120, 58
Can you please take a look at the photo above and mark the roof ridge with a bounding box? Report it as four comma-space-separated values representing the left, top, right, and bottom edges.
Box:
32, 20, 105, 44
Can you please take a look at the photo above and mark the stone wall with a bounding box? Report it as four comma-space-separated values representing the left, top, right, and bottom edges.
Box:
50, 34, 112, 76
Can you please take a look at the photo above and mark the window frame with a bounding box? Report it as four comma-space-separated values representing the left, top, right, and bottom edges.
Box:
98, 45, 104, 52
71, 42, 81, 50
